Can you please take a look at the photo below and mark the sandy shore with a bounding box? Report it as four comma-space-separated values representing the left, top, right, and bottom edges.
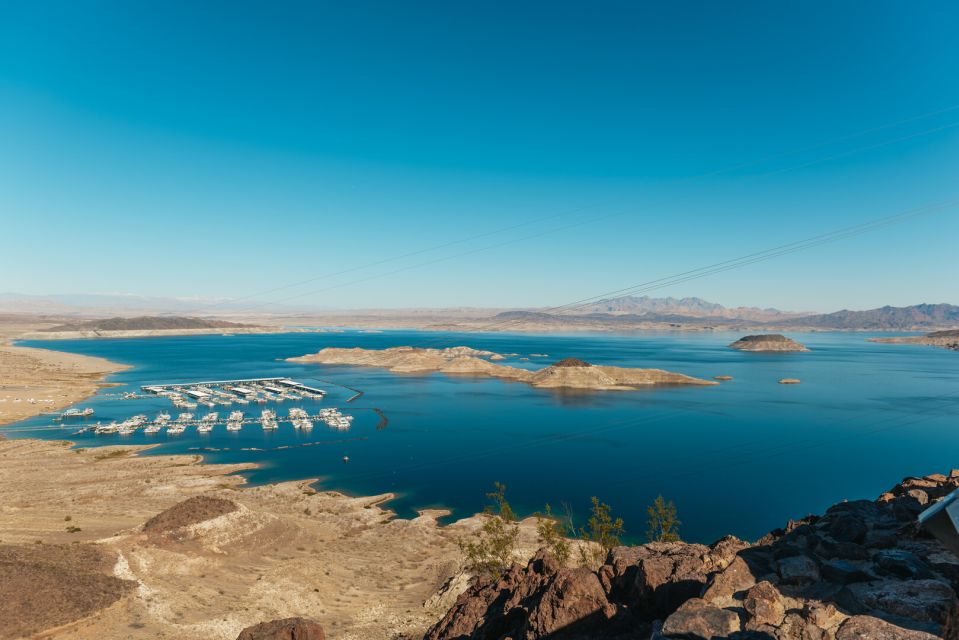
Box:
0, 438, 544, 639
19, 326, 323, 340
0, 343, 129, 426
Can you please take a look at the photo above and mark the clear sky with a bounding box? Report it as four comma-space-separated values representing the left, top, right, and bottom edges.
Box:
1, 1, 957, 312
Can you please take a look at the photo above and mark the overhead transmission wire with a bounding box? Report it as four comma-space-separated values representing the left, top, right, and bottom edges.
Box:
174, 104, 959, 318
403, 196, 959, 349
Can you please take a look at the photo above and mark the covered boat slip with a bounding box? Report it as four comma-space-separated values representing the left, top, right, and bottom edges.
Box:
141, 377, 327, 398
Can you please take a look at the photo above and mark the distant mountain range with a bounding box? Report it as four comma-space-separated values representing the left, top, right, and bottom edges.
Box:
772, 303, 959, 330
2, 292, 957, 331
494, 301, 959, 331
41, 316, 250, 332
571, 296, 804, 321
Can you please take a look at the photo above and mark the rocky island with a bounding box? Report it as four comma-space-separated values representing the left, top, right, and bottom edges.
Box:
869, 329, 959, 351
729, 334, 810, 352
288, 346, 718, 390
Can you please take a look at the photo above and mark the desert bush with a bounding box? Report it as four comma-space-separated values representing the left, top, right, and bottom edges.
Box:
535, 503, 572, 565
459, 482, 520, 579
646, 495, 681, 542
578, 497, 624, 567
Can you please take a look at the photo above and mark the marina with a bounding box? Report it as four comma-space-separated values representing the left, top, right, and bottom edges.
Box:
62, 377, 352, 437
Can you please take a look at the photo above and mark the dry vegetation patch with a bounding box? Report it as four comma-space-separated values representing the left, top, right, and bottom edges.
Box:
0, 543, 135, 638
143, 496, 239, 534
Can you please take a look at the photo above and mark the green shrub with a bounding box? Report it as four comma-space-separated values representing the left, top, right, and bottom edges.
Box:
535, 503, 572, 565
578, 497, 624, 567
646, 495, 681, 542
459, 482, 520, 579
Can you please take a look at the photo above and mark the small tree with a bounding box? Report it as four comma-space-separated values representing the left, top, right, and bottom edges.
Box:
459, 482, 520, 579
578, 497, 624, 567
536, 503, 571, 565
646, 495, 681, 542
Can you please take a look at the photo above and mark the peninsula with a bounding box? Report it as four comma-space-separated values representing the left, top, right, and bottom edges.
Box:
729, 334, 809, 352
288, 346, 718, 390
19, 316, 318, 340
868, 329, 959, 351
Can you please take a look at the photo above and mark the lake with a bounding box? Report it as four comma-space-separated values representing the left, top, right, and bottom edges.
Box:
5, 330, 958, 544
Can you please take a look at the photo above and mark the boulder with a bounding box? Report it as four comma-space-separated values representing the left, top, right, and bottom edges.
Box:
661, 598, 741, 639
777, 555, 820, 585
828, 515, 868, 544
701, 556, 757, 605
820, 560, 874, 585
835, 615, 940, 640
425, 550, 620, 640
235, 617, 325, 640
837, 579, 957, 626
605, 542, 716, 619
874, 550, 934, 580
524, 567, 618, 637
742, 581, 785, 627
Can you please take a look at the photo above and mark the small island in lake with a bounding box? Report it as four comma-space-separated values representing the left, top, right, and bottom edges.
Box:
729, 334, 809, 352
868, 329, 959, 351
288, 346, 717, 390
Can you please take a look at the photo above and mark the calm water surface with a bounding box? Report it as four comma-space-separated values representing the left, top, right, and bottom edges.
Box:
6, 330, 958, 543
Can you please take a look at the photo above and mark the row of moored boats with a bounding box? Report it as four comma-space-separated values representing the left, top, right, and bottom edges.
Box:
86, 407, 351, 436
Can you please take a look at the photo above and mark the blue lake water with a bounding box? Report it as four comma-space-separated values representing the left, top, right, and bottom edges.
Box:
5, 330, 958, 544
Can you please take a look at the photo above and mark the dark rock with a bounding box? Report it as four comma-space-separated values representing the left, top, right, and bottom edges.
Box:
661, 598, 741, 639
821, 560, 873, 584
552, 358, 592, 368
863, 528, 901, 549
835, 615, 940, 639
742, 581, 785, 627
828, 515, 868, 544
235, 617, 325, 640
524, 567, 618, 637
777, 555, 820, 585
891, 495, 925, 522
874, 550, 934, 580
814, 538, 869, 560
606, 542, 716, 619
837, 579, 957, 626
425, 550, 621, 640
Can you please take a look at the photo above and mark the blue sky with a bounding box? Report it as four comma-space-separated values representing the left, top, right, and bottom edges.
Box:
1, 1, 957, 312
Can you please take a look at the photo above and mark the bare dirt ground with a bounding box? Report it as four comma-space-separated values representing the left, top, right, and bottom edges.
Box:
0, 438, 543, 640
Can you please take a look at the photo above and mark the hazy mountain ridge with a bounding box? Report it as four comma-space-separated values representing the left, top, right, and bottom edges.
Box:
41, 316, 251, 332
575, 295, 803, 321
775, 303, 959, 330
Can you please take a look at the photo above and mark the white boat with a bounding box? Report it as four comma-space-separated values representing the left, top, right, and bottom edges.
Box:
197, 422, 213, 433
260, 409, 278, 430
60, 407, 94, 419
177, 413, 194, 423
144, 424, 162, 434
167, 423, 186, 434
202, 412, 219, 422
94, 421, 118, 434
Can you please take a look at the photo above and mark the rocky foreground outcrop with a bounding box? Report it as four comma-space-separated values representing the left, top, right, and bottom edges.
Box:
235, 617, 325, 639
729, 334, 809, 352
425, 472, 959, 639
